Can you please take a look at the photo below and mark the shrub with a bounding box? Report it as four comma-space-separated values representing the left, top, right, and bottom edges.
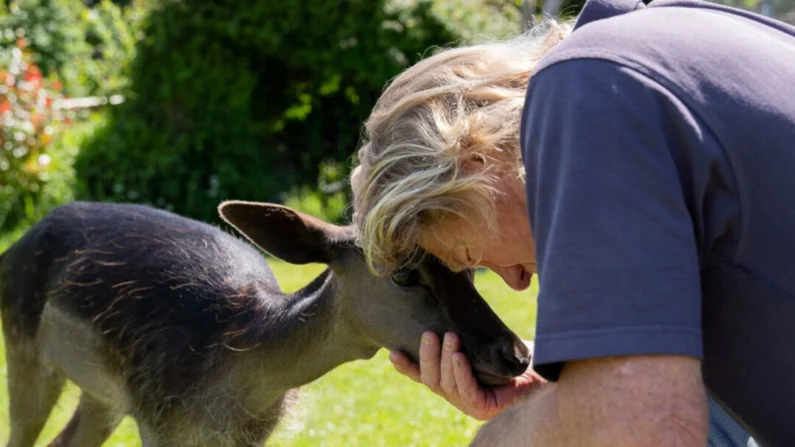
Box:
1, 0, 144, 97
75, 0, 521, 224
283, 161, 350, 224
0, 36, 77, 232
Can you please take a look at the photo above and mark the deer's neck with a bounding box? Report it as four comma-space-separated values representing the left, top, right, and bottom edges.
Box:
240, 269, 378, 392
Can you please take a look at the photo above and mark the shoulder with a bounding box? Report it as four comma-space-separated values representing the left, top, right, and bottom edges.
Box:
533, 4, 777, 88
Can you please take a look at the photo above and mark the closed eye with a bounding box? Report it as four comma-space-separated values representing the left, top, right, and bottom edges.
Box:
464, 247, 475, 266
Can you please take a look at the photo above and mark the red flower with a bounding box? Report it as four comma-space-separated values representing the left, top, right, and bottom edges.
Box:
16, 37, 27, 49
24, 67, 43, 89
31, 113, 45, 128
0, 102, 10, 114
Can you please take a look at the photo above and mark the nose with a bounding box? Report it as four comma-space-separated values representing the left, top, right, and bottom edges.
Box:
490, 265, 532, 291
492, 342, 531, 376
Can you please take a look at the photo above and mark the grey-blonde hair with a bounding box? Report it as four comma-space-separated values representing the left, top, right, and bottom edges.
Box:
351, 18, 574, 275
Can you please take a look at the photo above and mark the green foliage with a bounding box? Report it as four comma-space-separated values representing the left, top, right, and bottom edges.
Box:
0, 0, 144, 97
1, 0, 91, 97
76, 0, 520, 224
431, 0, 523, 41
0, 37, 72, 232
283, 162, 349, 223
0, 0, 130, 233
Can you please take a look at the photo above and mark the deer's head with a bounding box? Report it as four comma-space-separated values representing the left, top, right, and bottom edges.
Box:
218, 201, 530, 385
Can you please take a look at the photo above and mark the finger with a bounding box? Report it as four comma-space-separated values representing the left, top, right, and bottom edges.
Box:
439, 332, 461, 398
419, 332, 442, 392
451, 352, 484, 411
389, 350, 421, 383
493, 369, 548, 404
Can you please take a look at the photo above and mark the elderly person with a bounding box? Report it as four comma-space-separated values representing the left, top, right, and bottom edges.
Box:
350, 0, 795, 445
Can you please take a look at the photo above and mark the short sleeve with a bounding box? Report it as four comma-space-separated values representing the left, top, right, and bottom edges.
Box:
521, 59, 707, 381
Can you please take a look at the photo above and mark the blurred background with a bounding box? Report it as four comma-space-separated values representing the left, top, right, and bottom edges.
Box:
1, 0, 794, 445
0, 0, 529, 244
1, 0, 794, 240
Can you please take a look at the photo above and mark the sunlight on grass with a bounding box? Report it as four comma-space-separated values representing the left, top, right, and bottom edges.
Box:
0, 257, 537, 446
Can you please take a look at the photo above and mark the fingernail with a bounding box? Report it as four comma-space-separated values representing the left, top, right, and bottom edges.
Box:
444, 333, 455, 351
422, 333, 431, 347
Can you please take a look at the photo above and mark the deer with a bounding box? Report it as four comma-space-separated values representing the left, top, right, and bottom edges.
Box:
0, 200, 531, 447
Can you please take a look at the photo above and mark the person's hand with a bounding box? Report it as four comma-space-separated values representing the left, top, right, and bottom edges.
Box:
389, 331, 547, 421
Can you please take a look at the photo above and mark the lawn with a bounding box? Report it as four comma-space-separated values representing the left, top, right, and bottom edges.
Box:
0, 246, 538, 446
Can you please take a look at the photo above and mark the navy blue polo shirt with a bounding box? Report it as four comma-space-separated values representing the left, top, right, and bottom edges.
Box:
521, 0, 795, 444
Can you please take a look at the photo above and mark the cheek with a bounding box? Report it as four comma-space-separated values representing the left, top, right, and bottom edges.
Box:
481, 240, 525, 266
494, 228, 535, 261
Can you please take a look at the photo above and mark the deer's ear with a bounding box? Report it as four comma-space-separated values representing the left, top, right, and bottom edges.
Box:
218, 201, 347, 265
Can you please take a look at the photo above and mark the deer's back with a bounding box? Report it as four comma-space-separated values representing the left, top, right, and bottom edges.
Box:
0, 201, 283, 421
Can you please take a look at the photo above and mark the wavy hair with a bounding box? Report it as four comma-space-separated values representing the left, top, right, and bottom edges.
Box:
351, 18, 573, 275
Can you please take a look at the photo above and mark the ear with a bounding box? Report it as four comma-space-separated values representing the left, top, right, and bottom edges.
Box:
218, 200, 348, 265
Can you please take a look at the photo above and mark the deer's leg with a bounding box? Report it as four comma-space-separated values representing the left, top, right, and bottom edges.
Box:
4, 340, 65, 447
46, 394, 121, 447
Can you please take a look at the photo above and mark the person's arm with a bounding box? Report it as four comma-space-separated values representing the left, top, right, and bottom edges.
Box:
470, 355, 708, 447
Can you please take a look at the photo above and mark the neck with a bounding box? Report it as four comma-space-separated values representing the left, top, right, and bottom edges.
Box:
238, 269, 379, 392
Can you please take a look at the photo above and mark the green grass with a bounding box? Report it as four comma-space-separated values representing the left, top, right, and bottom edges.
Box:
0, 257, 537, 446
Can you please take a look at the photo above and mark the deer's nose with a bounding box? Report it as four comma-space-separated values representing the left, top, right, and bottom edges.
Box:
492, 343, 531, 376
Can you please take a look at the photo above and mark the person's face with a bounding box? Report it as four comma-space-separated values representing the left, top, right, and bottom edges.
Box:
418, 170, 536, 291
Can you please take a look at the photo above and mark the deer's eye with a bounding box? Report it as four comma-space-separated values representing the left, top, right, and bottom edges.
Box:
391, 268, 421, 288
